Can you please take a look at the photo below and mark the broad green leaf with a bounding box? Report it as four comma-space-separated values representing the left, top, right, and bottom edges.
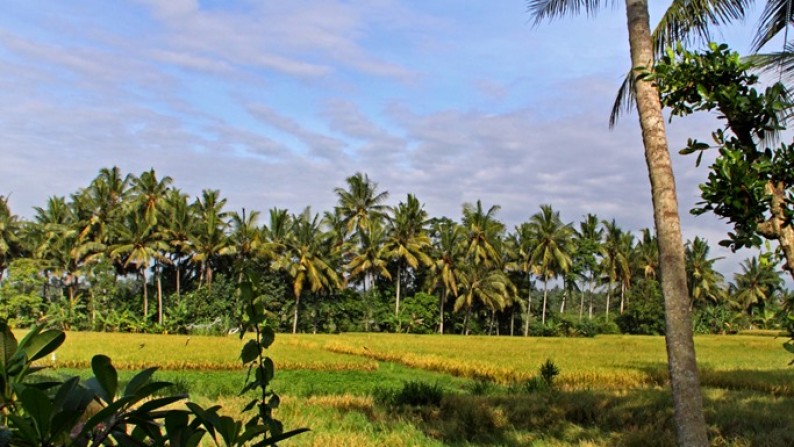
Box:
91, 355, 118, 403
23, 330, 65, 362
241, 340, 260, 364
0, 320, 18, 367
261, 326, 275, 349
124, 367, 158, 396
20, 386, 53, 438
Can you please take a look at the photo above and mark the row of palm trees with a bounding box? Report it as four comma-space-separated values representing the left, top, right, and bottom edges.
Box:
0, 168, 784, 333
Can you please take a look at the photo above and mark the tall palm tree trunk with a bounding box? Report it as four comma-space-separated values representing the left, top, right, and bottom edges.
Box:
395, 264, 402, 317
625, 0, 707, 443
620, 281, 626, 314
141, 268, 149, 318
523, 275, 532, 336
438, 290, 447, 334
541, 278, 549, 325
292, 292, 300, 334
605, 280, 612, 320
157, 264, 164, 325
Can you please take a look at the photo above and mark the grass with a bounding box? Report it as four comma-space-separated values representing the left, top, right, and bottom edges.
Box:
22, 330, 794, 446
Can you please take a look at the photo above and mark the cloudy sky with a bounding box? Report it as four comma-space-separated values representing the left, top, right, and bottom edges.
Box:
0, 1, 778, 278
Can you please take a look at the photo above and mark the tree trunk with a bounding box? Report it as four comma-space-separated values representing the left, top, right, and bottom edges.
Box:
560, 286, 567, 314
157, 262, 163, 325
438, 290, 446, 334
175, 260, 181, 301
625, 0, 708, 444
588, 279, 595, 320
523, 276, 532, 336
605, 280, 612, 320
579, 284, 585, 322
395, 263, 402, 317
292, 292, 300, 334
620, 281, 626, 314
541, 278, 548, 325
141, 268, 148, 318
510, 307, 515, 336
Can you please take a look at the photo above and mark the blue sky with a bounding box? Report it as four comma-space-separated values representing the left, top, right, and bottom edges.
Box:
0, 0, 778, 279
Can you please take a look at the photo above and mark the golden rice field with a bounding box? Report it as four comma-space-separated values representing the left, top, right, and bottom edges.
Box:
38, 331, 792, 394
22, 330, 794, 446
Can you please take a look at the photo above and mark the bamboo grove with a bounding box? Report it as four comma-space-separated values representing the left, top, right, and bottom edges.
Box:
0, 168, 790, 335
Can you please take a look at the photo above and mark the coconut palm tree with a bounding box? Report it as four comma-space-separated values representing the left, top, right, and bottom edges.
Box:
275, 208, 340, 334
110, 210, 169, 322
530, 0, 709, 442
0, 196, 22, 280
427, 218, 465, 334
129, 169, 173, 227
685, 237, 725, 308
527, 204, 573, 325
345, 219, 391, 331
227, 208, 264, 276
190, 189, 231, 289
507, 221, 537, 335
574, 214, 603, 320
161, 189, 194, 298
334, 172, 389, 237
384, 194, 432, 317
461, 200, 504, 268
455, 263, 514, 335
600, 220, 630, 320
732, 256, 782, 315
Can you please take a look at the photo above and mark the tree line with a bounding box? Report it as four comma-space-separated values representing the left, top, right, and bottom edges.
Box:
0, 168, 788, 335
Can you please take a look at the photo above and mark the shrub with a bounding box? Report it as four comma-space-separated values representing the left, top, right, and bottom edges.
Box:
374, 380, 444, 407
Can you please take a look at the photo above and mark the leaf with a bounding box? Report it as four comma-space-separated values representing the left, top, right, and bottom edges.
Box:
0, 320, 18, 368
23, 330, 65, 363
124, 367, 158, 396
19, 386, 53, 438
91, 355, 118, 403
260, 326, 275, 349
252, 428, 311, 447
241, 340, 261, 364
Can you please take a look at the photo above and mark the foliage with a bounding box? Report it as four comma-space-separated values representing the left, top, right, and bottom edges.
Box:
374, 381, 444, 408
653, 43, 794, 277
0, 277, 307, 446
0, 259, 47, 327
615, 279, 666, 335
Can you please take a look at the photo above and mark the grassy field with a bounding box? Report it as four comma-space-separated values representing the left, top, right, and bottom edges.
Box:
27, 331, 794, 446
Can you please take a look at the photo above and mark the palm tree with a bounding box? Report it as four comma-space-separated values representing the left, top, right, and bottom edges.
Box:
227, 208, 264, 276
275, 208, 340, 334
427, 218, 465, 334
73, 166, 130, 245
0, 196, 22, 280
129, 169, 173, 227
732, 256, 782, 315
262, 207, 292, 265
617, 231, 635, 314
600, 220, 630, 320
110, 210, 169, 322
384, 194, 432, 317
507, 221, 547, 335
455, 264, 514, 335
530, 0, 709, 442
574, 214, 603, 320
334, 172, 389, 237
685, 237, 725, 309
161, 189, 194, 298
190, 189, 231, 289
527, 204, 573, 325
635, 228, 659, 281
461, 200, 504, 268
345, 219, 391, 331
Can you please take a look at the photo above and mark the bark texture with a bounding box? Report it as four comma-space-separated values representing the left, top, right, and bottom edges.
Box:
624, 0, 709, 445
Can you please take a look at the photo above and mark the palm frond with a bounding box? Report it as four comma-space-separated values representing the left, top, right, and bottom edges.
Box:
752, 0, 794, 52
527, 0, 611, 25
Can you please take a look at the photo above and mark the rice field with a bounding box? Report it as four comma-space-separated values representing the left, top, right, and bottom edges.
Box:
26, 331, 794, 446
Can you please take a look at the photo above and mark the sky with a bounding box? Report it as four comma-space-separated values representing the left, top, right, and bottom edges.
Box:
0, 1, 782, 280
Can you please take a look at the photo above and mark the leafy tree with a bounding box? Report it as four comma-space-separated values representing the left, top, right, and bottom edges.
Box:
461, 200, 504, 268
275, 208, 340, 334
426, 218, 465, 334
529, 0, 709, 443
574, 214, 603, 320
685, 237, 725, 308
334, 172, 389, 236
455, 264, 513, 335
527, 204, 573, 325
600, 220, 630, 320
384, 194, 432, 317
0, 196, 23, 281
732, 256, 783, 315
506, 221, 537, 335
654, 43, 794, 282
190, 189, 231, 289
